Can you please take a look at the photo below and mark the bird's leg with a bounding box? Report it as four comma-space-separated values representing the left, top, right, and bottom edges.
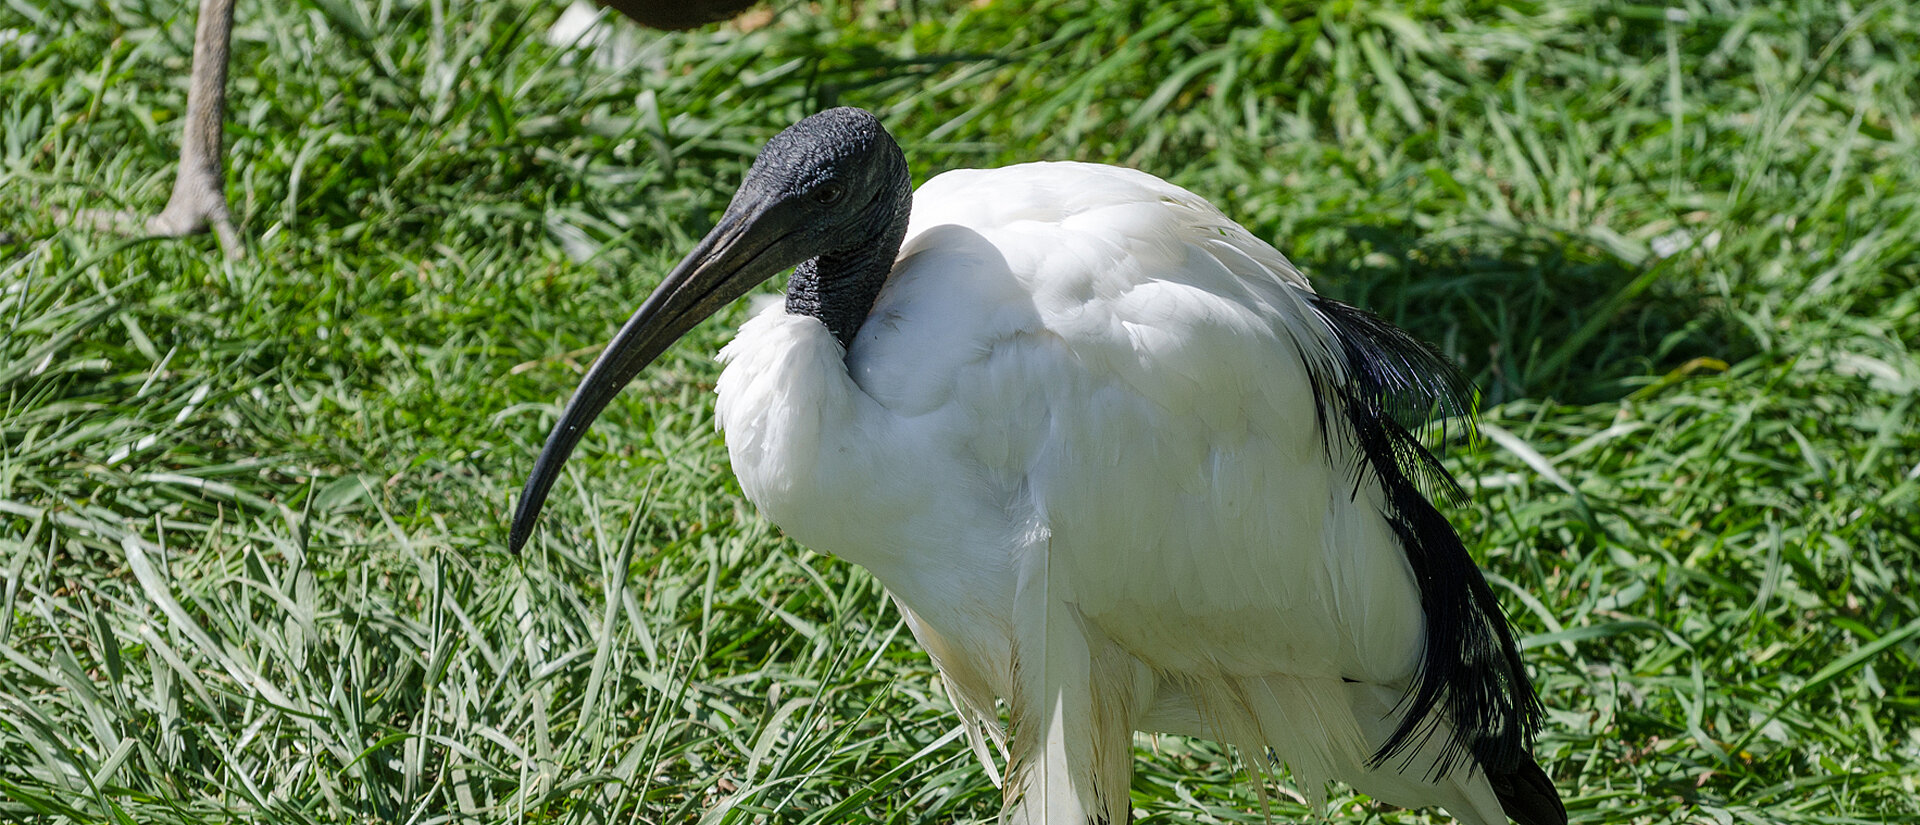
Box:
68, 0, 242, 253
147, 0, 241, 255
1003, 561, 1143, 825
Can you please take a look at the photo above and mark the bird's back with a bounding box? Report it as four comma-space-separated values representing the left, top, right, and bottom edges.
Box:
848, 161, 1427, 685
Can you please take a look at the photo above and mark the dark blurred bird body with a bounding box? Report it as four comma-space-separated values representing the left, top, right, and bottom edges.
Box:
596, 0, 757, 29
512, 108, 1565, 825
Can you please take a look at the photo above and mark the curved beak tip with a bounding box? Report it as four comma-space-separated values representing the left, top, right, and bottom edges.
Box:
504, 199, 793, 557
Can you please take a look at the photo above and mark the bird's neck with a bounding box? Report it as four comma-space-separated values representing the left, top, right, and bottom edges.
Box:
785, 171, 913, 350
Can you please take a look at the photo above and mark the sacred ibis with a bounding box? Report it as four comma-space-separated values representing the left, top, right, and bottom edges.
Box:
511, 107, 1565, 825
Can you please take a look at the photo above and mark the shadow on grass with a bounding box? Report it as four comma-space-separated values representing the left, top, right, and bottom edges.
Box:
1303, 222, 1752, 408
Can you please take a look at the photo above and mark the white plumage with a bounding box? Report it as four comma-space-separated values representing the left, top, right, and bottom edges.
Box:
511, 109, 1561, 825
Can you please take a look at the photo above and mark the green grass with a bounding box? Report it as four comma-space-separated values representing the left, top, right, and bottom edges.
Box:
2, 0, 1917, 821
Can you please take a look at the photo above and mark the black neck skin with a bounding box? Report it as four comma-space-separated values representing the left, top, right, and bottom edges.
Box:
783, 174, 914, 350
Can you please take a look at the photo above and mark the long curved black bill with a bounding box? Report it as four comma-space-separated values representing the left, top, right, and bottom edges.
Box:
508, 204, 797, 553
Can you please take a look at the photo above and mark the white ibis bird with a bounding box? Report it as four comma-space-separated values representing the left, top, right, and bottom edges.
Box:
511, 107, 1565, 825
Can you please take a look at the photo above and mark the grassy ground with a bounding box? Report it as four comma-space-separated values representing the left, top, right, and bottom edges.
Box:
2, 0, 1917, 822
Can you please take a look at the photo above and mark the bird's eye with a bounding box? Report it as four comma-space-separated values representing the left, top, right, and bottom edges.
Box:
812, 183, 846, 205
